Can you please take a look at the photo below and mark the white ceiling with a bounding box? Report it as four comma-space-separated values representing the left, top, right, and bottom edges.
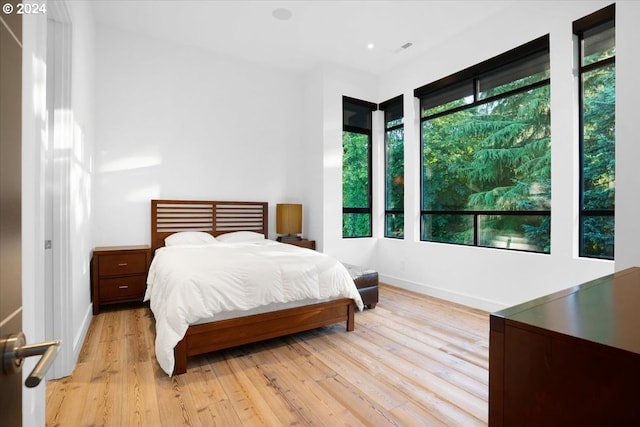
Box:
91, 0, 515, 74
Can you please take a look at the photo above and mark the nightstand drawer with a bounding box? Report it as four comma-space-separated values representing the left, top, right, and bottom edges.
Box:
99, 275, 147, 301
98, 253, 147, 276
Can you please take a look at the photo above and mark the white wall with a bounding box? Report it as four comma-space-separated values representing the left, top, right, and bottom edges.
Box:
321, 1, 623, 311
93, 26, 306, 246
298, 67, 325, 246
22, 0, 95, 422
66, 0, 95, 372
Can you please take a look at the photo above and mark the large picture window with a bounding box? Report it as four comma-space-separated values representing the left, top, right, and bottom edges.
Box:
574, 5, 615, 259
342, 96, 376, 238
415, 36, 551, 253
380, 95, 404, 238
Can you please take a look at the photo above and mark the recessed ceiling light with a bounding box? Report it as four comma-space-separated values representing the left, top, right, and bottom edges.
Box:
367, 43, 375, 50
272, 8, 292, 21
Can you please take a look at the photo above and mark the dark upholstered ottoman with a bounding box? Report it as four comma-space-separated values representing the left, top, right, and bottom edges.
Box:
343, 263, 379, 309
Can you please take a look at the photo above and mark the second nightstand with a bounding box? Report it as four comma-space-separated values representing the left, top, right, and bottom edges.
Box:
91, 245, 151, 315
280, 239, 316, 250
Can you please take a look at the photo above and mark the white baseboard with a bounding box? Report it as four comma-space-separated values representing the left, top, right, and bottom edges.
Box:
378, 273, 507, 313
71, 303, 93, 367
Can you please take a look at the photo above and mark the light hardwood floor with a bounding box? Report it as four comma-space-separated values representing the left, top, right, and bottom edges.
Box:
46, 284, 489, 426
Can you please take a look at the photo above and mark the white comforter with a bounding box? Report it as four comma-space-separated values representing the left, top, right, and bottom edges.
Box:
145, 240, 363, 375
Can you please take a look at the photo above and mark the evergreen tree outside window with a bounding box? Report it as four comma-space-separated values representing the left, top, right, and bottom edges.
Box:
415, 36, 551, 253
380, 95, 404, 238
343, 96, 376, 238
574, 5, 615, 260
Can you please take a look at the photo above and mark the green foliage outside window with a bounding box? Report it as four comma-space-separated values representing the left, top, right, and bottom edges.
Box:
580, 52, 615, 259
343, 131, 369, 208
343, 213, 371, 238
385, 127, 404, 238
343, 131, 371, 237
422, 82, 551, 252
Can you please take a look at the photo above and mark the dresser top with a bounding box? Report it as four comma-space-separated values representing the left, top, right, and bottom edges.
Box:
492, 267, 640, 355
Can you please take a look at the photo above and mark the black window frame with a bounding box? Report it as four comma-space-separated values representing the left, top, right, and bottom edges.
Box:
379, 95, 405, 239
574, 4, 616, 260
342, 96, 377, 238
415, 35, 551, 253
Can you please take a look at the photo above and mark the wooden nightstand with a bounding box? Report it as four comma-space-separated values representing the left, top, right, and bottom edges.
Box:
280, 239, 316, 250
91, 245, 151, 314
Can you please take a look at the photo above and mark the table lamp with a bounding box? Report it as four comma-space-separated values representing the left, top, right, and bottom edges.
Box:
276, 203, 302, 241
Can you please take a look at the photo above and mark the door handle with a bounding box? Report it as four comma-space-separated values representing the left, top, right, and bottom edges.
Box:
1, 332, 60, 388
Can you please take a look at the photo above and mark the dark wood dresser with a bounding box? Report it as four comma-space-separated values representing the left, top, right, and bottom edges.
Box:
489, 267, 640, 426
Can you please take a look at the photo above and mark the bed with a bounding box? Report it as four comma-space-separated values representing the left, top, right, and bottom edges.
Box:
146, 199, 363, 376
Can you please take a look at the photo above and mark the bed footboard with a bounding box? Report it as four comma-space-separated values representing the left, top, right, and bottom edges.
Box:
173, 298, 355, 375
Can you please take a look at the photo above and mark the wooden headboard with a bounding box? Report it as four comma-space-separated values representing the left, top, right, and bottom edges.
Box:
151, 200, 268, 254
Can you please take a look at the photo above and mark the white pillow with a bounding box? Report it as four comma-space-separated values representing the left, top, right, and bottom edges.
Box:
216, 231, 265, 243
165, 231, 216, 246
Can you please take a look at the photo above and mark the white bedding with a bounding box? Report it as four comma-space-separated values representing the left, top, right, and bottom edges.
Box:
144, 240, 363, 375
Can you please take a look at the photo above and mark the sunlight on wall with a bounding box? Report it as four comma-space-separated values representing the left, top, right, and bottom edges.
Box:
98, 154, 162, 173
96, 151, 162, 203
125, 185, 161, 203
72, 119, 84, 162
49, 106, 93, 278
53, 109, 73, 150
71, 120, 90, 242
32, 54, 47, 125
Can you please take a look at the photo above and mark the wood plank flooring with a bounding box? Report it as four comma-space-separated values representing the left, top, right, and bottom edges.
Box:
46, 284, 490, 426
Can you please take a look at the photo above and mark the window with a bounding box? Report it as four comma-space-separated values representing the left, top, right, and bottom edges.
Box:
574, 5, 615, 259
380, 95, 404, 238
342, 96, 376, 238
415, 36, 551, 253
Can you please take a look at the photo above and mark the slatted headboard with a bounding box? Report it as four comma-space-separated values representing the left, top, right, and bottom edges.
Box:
151, 200, 269, 254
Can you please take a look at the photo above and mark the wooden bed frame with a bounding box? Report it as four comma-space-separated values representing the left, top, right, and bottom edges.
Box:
150, 199, 355, 375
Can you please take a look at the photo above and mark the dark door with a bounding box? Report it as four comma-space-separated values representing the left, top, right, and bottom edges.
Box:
0, 6, 24, 426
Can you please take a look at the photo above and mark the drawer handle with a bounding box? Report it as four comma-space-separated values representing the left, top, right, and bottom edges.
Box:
118, 285, 129, 289
117, 263, 128, 267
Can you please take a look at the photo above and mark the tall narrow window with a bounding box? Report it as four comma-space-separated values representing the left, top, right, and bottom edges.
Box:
380, 95, 404, 238
343, 96, 376, 238
415, 36, 551, 253
574, 5, 615, 259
